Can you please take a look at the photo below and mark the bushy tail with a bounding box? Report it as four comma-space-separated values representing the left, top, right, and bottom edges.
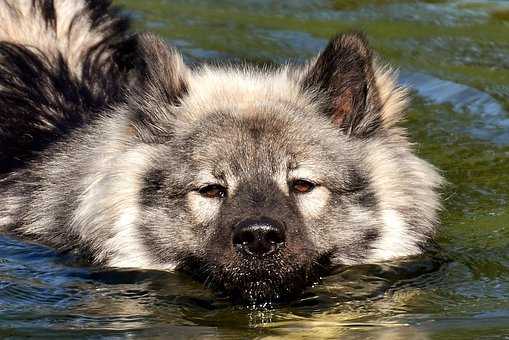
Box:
0, 0, 141, 172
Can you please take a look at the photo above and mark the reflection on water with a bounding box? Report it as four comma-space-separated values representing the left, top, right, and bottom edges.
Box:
399, 71, 509, 145
0, 235, 448, 338
1, 0, 509, 338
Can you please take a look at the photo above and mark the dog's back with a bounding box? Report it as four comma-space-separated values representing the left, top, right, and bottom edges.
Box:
0, 0, 140, 173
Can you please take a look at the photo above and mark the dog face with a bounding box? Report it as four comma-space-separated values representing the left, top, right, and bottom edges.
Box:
138, 109, 373, 301
123, 33, 442, 302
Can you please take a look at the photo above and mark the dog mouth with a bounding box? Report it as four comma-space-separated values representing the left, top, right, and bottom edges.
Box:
219, 271, 314, 304
178, 253, 331, 304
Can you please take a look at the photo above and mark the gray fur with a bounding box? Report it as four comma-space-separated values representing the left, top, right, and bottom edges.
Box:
0, 1, 442, 302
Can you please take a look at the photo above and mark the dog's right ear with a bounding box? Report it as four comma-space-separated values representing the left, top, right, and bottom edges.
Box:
301, 32, 405, 138
127, 33, 189, 142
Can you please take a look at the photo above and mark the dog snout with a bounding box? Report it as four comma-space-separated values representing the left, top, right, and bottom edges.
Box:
232, 217, 285, 257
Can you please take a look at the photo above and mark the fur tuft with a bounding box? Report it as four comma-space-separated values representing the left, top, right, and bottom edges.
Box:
0, 0, 141, 172
373, 62, 409, 129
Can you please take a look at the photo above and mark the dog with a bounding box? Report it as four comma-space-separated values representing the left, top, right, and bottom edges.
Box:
0, 0, 442, 303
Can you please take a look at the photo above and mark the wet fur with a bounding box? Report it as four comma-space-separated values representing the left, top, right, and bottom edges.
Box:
0, 0, 442, 302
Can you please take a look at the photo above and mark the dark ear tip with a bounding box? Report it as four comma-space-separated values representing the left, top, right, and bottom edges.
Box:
136, 32, 171, 52
133, 32, 183, 72
329, 31, 371, 57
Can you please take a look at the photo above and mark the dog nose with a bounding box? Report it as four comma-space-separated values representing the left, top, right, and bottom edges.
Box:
232, 217, 285, 257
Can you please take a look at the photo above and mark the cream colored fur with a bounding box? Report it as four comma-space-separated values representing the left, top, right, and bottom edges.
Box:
0, 0, 113, 78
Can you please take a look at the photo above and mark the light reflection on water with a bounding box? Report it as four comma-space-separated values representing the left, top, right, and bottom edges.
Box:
0, 235, 449, 338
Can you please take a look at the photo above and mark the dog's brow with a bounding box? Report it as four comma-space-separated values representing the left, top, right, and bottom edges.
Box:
212, 169, 226, 182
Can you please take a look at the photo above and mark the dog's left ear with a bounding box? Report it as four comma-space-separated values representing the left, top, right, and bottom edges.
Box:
127, 33, 190, 142
134, 33, 189, 105
302, 32, 403, 137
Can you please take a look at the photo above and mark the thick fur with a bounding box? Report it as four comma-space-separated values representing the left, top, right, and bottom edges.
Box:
0, 0, 141, 172
0, 1, 442, 302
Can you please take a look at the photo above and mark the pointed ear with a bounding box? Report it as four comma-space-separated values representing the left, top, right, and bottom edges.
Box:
134, 32, 189, 105
127, 33, 190, 142
302, 32, 400, 137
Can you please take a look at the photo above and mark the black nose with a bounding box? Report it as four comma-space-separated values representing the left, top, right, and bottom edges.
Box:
232, 217, 285, 257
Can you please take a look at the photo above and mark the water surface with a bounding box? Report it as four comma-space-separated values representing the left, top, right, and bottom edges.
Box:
1, 0, 508, 338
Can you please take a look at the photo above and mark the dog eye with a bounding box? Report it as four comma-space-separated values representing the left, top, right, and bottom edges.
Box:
290, 179, 316, 194
199, 184, 227, 198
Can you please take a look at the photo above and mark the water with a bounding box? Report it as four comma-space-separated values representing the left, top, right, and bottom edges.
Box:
1, 0, 509, 338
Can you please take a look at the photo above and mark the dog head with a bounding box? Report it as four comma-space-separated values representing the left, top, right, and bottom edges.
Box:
118, 32, 442, 302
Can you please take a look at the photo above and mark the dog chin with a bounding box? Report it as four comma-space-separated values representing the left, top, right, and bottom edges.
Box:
222, 278, 306, 304
182, 257, 326, 304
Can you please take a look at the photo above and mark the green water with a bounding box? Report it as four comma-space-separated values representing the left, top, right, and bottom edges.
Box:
1, 0, 508, 338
